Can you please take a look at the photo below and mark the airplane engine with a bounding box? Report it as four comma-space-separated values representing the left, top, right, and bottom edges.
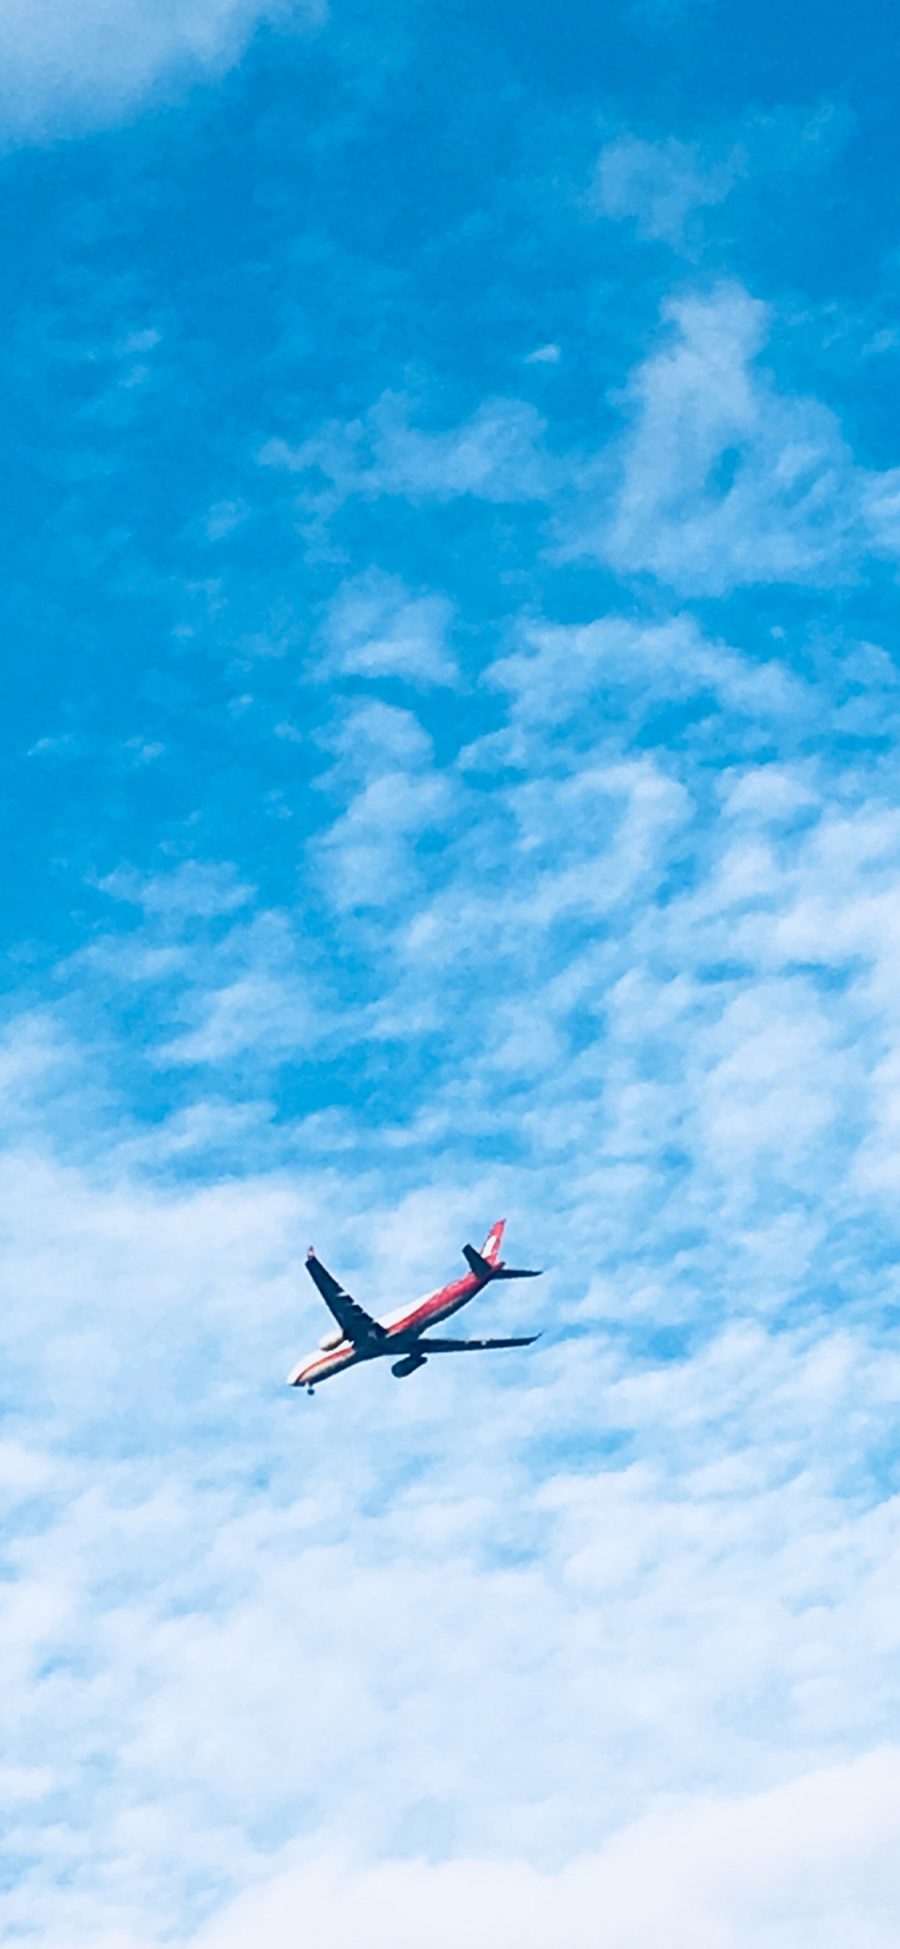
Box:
391, 1352, 427, 1379
319, 1328, 345, 1351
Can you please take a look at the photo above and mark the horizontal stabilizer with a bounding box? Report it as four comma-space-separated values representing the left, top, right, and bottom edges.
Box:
463, 1243, 542, 1281
418, 1334, 541, 1353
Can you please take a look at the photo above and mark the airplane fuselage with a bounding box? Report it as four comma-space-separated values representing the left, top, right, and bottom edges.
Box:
288, 1269, 485, 1390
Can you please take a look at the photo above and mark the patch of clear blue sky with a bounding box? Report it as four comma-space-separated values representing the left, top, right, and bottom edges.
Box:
2, 0, 899, 1119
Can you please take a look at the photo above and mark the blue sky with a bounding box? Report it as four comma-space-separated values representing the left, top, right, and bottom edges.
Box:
5, 3, 900, 1944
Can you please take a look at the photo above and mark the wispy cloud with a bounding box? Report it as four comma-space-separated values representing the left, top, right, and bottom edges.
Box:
315, 700, 458, 912
594, 134, 736, 248
593, 106, 851, 253
98, 861, 256, 922
320, 570, 459, 687
574, 282, 896, 593
262, 391, 553, 510
0, 0, 323, 140
524, 343, 562, 366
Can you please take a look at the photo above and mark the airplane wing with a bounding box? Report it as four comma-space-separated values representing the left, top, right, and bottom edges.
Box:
418, 1334, 540, 1352
305, 1250, 386, 1348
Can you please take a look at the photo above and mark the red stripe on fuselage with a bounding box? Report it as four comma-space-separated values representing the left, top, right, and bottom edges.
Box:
295, 1272, 483, 1385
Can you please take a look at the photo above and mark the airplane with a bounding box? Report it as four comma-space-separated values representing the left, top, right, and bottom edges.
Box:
287, 1219, 541, 1394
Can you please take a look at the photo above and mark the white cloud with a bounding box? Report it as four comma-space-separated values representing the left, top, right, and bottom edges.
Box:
159, 967, 313, 1063
861, 466, 900, 555
79, 866, 328, 1073
593, 108, 850, 254
488, 611, 803, 734
308, 699, 460, 911
182, 1751, 900, 1948
322, 697, 437, 777
155, 911, 322, 1065
570, 279, 900, 596
98, 860, 255, 922
319, 768, 456, 912
262, 391, 552, 508
27, 733, 79, 758
589, 283, 862, 594
321, 570, 458, 687
595, 134, 735, 247
0, 0, 322, 140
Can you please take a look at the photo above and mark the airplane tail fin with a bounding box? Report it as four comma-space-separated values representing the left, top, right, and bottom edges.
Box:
479, 1220, 506, 1264
463, 1222, 542, 1283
